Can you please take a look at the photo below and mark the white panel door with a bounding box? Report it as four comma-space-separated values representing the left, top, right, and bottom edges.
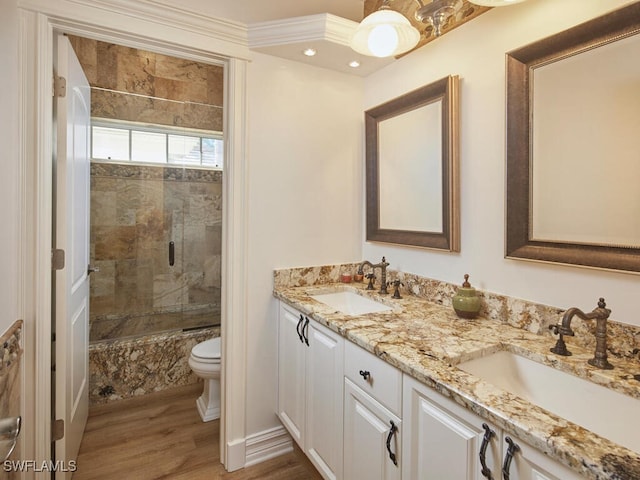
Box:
277, 303, 307, 447
344, 378, 401, 480
305, 321, 343, 480
53, 34, 91, 478
507, 435, 584, 480
412, 394, 478, 479
402, 375, 501, 480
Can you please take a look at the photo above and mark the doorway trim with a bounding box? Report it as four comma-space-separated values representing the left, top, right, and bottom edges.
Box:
18, 1, 250, 474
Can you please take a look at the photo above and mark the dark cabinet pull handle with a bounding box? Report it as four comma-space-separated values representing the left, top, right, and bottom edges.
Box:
502, 437, 520, 480
479, 423, 495, 480
359, 370, 371, 380
296, 314, 304, 343
169, 241, 175, 266
302, 317, 310, 346
386, 420, 398, 466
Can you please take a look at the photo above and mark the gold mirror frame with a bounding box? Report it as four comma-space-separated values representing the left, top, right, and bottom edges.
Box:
506, 3, 640, 273
365, 75, 460, 251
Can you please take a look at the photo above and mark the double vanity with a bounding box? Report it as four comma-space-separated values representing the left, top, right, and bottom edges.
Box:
274, 265, 640, 480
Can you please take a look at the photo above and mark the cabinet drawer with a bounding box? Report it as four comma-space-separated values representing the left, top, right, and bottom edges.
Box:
344, 340, 402, 415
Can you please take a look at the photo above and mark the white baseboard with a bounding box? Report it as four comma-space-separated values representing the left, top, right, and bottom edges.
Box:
226, 437, 246, 472
245, 425, 293, 467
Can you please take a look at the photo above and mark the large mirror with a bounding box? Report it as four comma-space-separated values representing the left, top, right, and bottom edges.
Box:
506, 3, 640, 273
366, 75, 460, 251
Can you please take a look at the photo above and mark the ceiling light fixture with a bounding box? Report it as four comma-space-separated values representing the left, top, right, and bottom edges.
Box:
303, 48, 317, 57
348, 60, 361, 68
414, 0, 463, 38
350, 1, 420, 58
351, 0, 528, 58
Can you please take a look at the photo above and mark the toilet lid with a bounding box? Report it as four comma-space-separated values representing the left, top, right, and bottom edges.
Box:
192, 337, 221, 360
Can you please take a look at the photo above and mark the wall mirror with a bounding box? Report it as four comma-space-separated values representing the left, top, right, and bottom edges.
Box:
506, 3, 640, 273
366, 75, 460, 251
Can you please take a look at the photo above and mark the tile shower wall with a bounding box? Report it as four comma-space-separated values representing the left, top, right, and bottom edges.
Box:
67, 35, 223, 131
90, 163, 222, 341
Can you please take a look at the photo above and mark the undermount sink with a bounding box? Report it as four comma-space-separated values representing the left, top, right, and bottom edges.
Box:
310, 291, 393, 316
458, 350, 640, 453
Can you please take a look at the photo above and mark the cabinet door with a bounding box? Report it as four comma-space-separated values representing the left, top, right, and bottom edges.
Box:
503, 435, 584, 480
344, 378, 402, 480
277, 304, 307, 447
305, 320, 344, 480
403, 375, 501, 480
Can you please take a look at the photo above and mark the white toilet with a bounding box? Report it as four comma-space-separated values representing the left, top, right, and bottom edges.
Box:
188, 337, 221, 422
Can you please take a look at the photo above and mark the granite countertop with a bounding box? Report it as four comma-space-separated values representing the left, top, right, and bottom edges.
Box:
274, 281, 640, 480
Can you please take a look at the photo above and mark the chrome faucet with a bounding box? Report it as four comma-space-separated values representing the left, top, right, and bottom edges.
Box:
549, 297, 613, 370
357, 256, 390, 295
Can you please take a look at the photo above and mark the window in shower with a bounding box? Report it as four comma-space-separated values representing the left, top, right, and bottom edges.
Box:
92, 120, 224, 169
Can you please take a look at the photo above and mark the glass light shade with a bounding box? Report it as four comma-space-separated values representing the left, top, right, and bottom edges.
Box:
467, 0, 527, 5
351, 9, 421, 58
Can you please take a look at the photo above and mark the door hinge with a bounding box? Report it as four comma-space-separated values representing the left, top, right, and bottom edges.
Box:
52, 249, 65, 270
54, 75, 66, 98
52, 419, 64, 442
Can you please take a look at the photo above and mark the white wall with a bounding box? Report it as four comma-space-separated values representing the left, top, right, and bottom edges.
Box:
246, 52, 363, 434
0, 0, 20, 336
363, 0, 640, 327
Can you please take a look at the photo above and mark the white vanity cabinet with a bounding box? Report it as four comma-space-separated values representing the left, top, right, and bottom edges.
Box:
507, 437, 583, 480
344, 379, 402, 480
403, 375, 501, 480
343, 341, 402, 480
402, 375, 583, 480
277, 299, 587, 480
277, 302, 344, 480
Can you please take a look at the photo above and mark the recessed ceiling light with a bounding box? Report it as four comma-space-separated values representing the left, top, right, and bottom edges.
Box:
348, 61, 361, 68
303, 48, 317, 57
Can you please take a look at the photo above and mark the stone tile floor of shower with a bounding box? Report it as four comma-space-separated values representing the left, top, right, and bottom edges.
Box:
74, 384, 321, 479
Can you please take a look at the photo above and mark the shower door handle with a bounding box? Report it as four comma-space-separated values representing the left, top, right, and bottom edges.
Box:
169, 241, 175, 266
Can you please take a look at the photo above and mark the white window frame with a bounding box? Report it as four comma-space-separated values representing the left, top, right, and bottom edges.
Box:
91, 118, 224, 169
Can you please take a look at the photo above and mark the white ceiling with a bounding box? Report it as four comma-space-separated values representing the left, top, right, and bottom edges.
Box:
149, 0, 393, 76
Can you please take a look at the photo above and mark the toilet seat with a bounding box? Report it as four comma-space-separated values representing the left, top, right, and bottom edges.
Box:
191, 337, 221, 361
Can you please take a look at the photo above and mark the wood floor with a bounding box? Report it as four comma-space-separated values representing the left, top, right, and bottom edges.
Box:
74, 384, 323, 480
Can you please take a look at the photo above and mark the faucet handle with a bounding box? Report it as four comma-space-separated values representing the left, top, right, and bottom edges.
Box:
549, 327, 572, 356
550, 323, 574, 337
389, 280, 404, 299
365, 273, 376, 290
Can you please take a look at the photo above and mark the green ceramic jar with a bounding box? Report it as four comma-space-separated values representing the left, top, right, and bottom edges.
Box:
452, 274, 481, 319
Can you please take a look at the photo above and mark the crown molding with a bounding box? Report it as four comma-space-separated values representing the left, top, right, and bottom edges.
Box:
248, 13, 356, 48
18, 0, 251, 59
